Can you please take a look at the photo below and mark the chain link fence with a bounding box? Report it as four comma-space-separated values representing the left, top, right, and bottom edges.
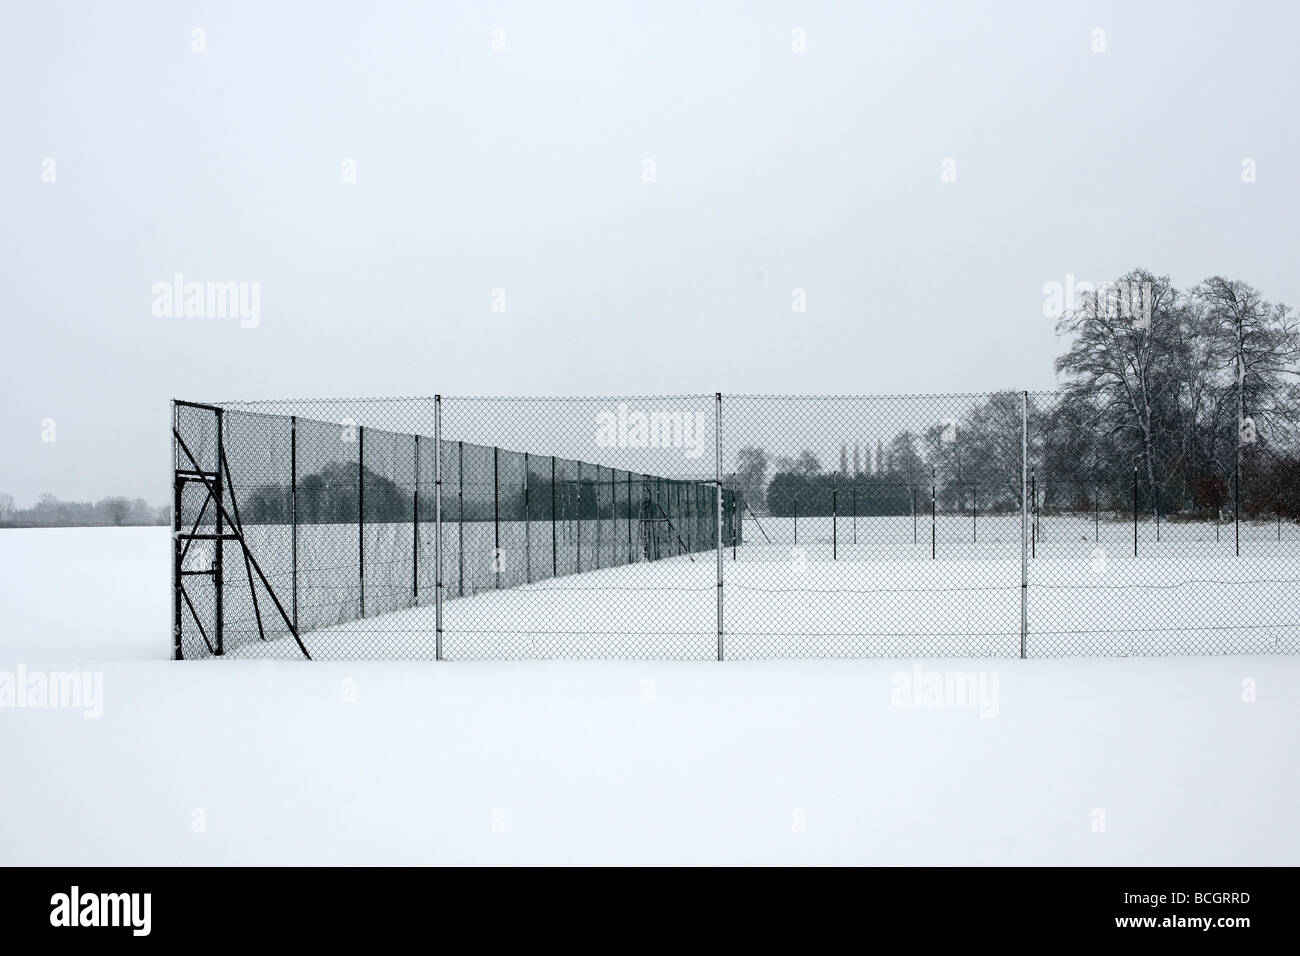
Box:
172, 392, 1300, 660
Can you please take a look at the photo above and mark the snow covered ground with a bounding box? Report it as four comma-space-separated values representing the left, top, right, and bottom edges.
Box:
1, 526, 1297, 864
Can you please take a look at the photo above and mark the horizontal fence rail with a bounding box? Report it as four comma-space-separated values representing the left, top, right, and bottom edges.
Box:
172, 393, 1300, 660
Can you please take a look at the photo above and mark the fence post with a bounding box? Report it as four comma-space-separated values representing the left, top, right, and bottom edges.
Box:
551, 456, 558, 577
576, 462, 583, 572
434, 396, 443, 661
524, 452, 531, 584
684, 477, 691, 552
172, 402, 183, 660
1020, 390, 1028, 659
457, 441, 464, 597
1030, 470, 1036, 559
715, 392, 724, 661
832, 485, 838, 560
493, 445, 500, 589
1095, 485, 1099, 543
358, 425, 365, 617
1133, 465, 1138, 558
852, 479, 857, 546
930, 466, 936, 560
413, 433, 420, 602
733, 494, 743, 561
291, 415, 298, 632
214, 406, 224, 655
626, 470, 633, 563
1235, 458, 1240, 557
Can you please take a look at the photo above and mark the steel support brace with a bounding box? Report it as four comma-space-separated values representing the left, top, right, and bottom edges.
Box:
173, 426, 312, 659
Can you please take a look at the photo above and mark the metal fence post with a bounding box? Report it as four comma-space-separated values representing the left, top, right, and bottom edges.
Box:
715, 392, 724, 661
358, 425, 365, 618
413, 433, 420, 602
291, 415, 298, 632
457, 440, 464, 597
930, 466, 937, 560
1020, 390, 1028, 659
1235, 457, 1240, 557
214, 406, 224, 655
1030, 470, 1036, 559
1133, 465, 1138, 558
551, 456, 558, 577
172, 402, 183, 660
733, 490, 739, 560
434, 396, 443, 661
524, 451, 532, 584
685, 480, 691, 552
832, 485, 838, 560
493, 444, 500, 589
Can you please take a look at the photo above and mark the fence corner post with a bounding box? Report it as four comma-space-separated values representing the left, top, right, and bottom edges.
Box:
214, 405, 224, 656
171, 400, 183, 660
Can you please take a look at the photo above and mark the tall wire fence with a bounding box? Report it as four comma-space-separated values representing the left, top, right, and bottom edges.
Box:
172, 392, 1300, 660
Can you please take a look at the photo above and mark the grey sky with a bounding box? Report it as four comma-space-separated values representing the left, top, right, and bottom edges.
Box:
1, 0, 1297, 505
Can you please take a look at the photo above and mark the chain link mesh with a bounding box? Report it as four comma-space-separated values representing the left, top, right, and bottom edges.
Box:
172, 393, 1300, 660
1027, 390, 1300, 656
720, 393, 1022, 658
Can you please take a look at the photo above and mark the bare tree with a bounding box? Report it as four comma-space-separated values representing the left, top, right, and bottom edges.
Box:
795, 451, 821, 476
1055, 269, 1182, 513
734, 446, 769, 512
1193, 277, 1300, 476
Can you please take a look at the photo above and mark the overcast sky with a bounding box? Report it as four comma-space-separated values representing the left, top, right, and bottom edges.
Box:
2, 0, 1297, 505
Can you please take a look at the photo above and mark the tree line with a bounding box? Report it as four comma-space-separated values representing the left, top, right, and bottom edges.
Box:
0, 493, 168, 528
240, 464, 717, 525
732, 270, 1300, 520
